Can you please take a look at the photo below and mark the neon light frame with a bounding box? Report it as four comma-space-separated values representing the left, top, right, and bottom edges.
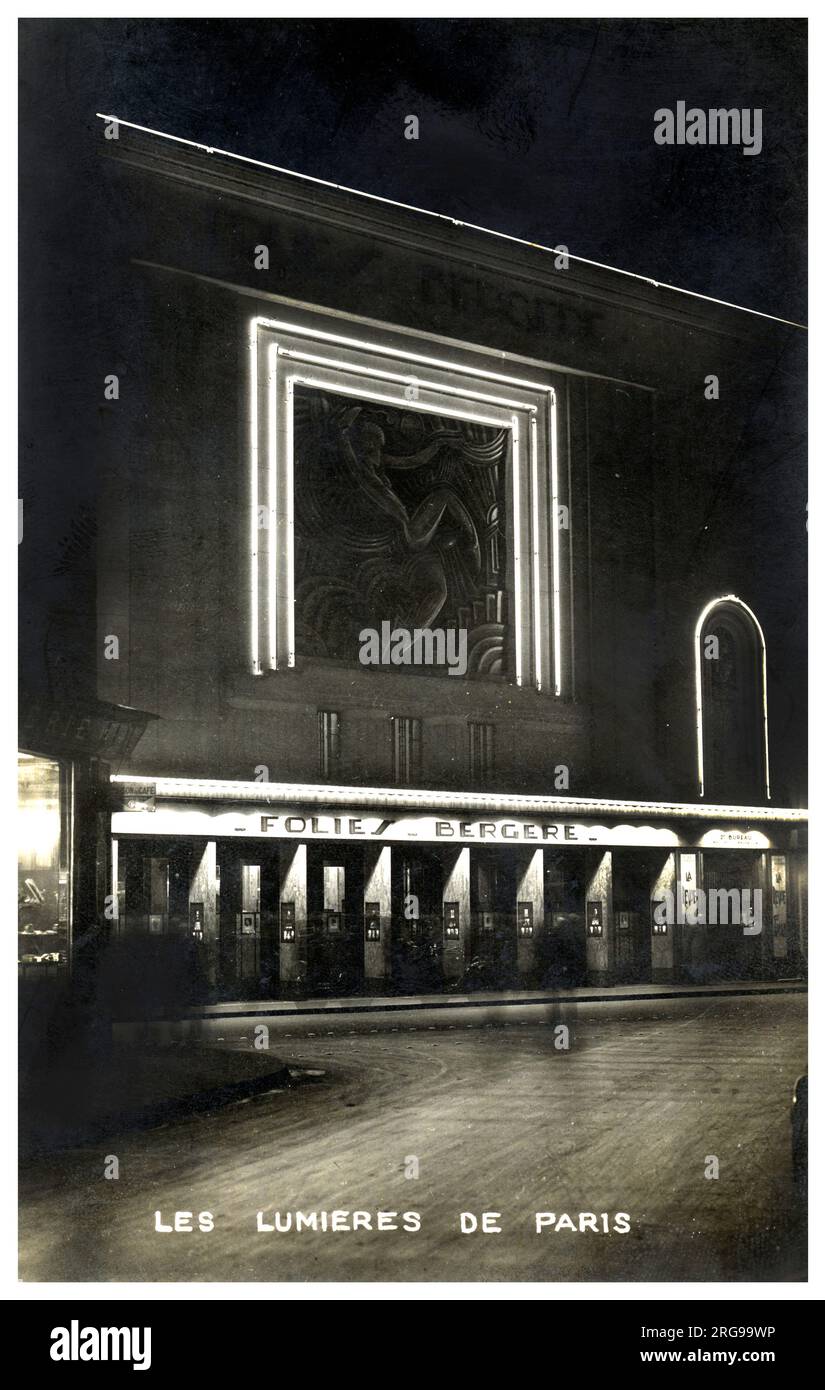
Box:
694, 594, 771, 800
249, 315, 563, 693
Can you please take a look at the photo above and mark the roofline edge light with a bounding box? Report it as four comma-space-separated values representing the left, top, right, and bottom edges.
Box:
96, 114, 807, 331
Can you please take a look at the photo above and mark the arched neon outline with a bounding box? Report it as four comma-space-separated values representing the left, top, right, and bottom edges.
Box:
694, 594, 770, 801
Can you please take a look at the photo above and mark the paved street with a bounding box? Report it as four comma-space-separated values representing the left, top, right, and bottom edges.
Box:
19, 993, 805, 1283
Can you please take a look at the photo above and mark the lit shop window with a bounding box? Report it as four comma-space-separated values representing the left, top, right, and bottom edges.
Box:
444, 902, 460, 939
365, 903, 381, 942
518, 902, 534, 937
18, 753, 69, 976
586, 901, 604, 937
468, 721, 495, 786
318, 710, 341, 780
391, 716, 422, 785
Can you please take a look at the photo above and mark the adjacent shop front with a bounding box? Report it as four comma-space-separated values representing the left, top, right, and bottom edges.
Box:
18, 698, 155, 988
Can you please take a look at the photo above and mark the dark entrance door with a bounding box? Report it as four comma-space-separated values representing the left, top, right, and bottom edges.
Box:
391, 850, 442, 993
540, 850, 588, 987
110, 838, 201, 1013
691, 851, 765, 982
217, 843, 279, 998
612, 852, 657, 984
469, 850, 517, 989
307, 845, 365, 995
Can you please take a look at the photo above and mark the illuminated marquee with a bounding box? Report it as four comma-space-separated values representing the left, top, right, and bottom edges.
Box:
110, 802, 782, 851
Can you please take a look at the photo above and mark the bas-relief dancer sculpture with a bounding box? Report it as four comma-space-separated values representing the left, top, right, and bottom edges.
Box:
293, 391, 509, 674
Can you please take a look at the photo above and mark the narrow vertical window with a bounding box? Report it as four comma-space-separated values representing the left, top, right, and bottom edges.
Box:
392, 716, 422, 784
318, 710, 341, 781
468, 722, 495, 786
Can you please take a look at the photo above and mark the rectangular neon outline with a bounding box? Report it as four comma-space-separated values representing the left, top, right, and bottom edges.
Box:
277, 345, 538, 413
249, 323, 261, 674
285, 378, 295, 666
511, 415, 523, 687
252, 316, 560, 694
257, 314, 553, 393
267, 342, 279, 668
529, 415, 542, 692
548, 390, 562, 697
289, 373, 509, 430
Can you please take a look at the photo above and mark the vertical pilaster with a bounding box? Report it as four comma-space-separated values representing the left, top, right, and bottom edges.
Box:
792, 849, 808, 974
678, 850, 702, 983
651, 852, 677, 983
754, 851, 771, 978
515, 848, 544, 979
189, 839, 218, 988
279, 842, 307, 988
769, 852, 788, 973
363, 845, 392, 987
585, 850, 614, 986
441, 847, 470, 981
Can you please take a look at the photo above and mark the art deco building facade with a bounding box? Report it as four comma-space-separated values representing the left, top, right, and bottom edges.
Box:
25, 118, 806, 1011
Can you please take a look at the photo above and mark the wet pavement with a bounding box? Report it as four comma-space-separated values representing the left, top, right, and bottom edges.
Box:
19, 992, 806, 1283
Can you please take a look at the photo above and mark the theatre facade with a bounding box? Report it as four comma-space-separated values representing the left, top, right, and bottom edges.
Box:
77, 118, 806, 1010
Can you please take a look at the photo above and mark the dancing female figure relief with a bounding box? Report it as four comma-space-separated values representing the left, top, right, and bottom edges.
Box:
292, 390, 508, 673
338, 408, 483, 630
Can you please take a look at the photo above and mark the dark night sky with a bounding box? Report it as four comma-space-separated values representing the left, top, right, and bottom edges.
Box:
21, 17, 806, 320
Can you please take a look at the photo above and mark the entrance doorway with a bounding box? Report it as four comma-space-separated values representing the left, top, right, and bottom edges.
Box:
306, 844, 364, 995
217, 843, 280, 997
612, 851, 657, 984
469, 850, 517, 988
540, 850, 587, 986
391, 849, 443, 993
686, 851, 765, 983
109, 838, 209, 1012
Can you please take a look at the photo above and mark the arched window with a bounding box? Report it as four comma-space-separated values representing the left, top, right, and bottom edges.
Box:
695, 596, 770, 802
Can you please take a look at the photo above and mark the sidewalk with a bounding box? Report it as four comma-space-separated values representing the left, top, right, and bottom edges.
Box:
20, 1042, 292, 1154
128, 976, 807, 1024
